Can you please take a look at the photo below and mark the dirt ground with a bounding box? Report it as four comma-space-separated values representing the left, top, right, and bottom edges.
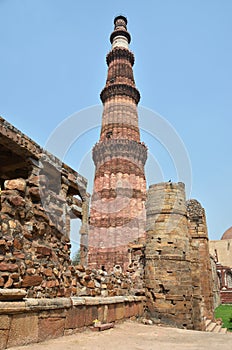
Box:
10, 320, 232, 350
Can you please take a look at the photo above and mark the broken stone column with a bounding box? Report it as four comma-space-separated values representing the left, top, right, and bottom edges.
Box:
145, 182, 194, 329
187, 199, 215, 325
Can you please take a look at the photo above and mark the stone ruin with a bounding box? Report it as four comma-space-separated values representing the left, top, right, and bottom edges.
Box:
0, 116, 146, 349
0, 115, 145, 297
0, 15, 221, 350
0, 116, 89, 298
145, 183, 216, 330
0, 115, 220, 348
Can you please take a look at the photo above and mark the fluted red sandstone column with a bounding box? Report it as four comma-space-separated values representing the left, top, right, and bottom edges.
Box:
88, 16, 147, 271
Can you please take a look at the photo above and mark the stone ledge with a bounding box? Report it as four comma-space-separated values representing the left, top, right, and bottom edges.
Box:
0, 296, 145, 314
0, 289, 26, 301
25, 298, 72, 311
0, 302, 26, 314
71, 296, 146, 306
0, 295, 145, 349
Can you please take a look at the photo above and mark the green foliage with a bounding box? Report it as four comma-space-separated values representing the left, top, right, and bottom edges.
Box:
215, 304, 232, 331
72, 249, 80, 265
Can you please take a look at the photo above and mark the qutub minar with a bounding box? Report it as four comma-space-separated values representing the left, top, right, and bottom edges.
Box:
88, 16, 147, 271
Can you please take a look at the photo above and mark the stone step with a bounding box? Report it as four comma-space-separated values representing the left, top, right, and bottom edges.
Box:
204, 318, 228, 334
219, 327, 227, 334
213, 325, 222, 333
206, 321, 217, 332
205, 319, 211, 328
90, 322, 115, 332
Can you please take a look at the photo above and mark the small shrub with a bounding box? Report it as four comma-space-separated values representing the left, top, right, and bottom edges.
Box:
215, 305, 232, 331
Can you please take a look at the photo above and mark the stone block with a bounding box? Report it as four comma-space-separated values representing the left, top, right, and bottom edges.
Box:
36, 245, 52, 256
0, 315, 10, 330
0, 278, 4, 287
38, 316, 65, 342
131, 302, 137, 317
8, 195, 25, 207
106, 304, 116, 323
132, 302, 139, 316
65, 306, 86, 329
7, 313, 38, 348
97, 305, 105, 323
115, 303, 125, 320
4, 179, 26, 192
124, 302, 131, 318
29, 187, 41, 200
28, 175, 47, 186
0, 330, 8, 350
137, 301, 144, 316
0, 262, 18, 272
85, 306, 98, 326
22, 275, 43, 287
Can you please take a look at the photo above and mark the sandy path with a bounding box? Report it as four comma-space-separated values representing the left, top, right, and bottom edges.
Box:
10, 320, 232, 350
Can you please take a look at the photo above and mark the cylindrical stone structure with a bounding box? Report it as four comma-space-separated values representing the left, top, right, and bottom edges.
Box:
145, 182, 194, 329
88, 16, 147, 271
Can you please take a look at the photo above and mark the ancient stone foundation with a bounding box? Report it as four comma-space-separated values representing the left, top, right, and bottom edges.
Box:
0, 296, 145, 349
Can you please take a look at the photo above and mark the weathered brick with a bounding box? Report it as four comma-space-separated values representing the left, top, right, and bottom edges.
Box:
22, 275, 43, 287
0, 263, 18, 272
4, 179, 26, 193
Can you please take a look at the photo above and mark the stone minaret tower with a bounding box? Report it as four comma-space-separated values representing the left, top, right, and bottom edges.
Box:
88, 16, 147, 271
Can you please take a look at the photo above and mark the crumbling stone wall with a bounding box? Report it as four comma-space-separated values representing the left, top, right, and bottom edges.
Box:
71, 263, 145, 297
0, 174, 83, 298
0, 116, 145, 300
0, 116, 89, 298
145, 182, 194, 329
187, 199, 215, 324
144, 182, 216, 331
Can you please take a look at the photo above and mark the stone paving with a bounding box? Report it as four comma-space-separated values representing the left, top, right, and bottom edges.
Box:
10, 320, 232, 350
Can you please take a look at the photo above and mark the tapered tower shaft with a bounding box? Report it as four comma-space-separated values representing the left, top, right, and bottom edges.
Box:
88, 16, 147, 271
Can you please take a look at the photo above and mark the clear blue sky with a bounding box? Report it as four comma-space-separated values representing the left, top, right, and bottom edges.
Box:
1, 0, 232, 245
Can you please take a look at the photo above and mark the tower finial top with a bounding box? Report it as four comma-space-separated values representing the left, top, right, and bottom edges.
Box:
114, 15, 127, 28
110, 15, 131, 49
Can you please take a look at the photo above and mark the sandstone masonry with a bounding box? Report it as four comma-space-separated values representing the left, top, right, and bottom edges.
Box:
0, 116, 89, 297
145, 183, 216, 330
88, 16, 147, 271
